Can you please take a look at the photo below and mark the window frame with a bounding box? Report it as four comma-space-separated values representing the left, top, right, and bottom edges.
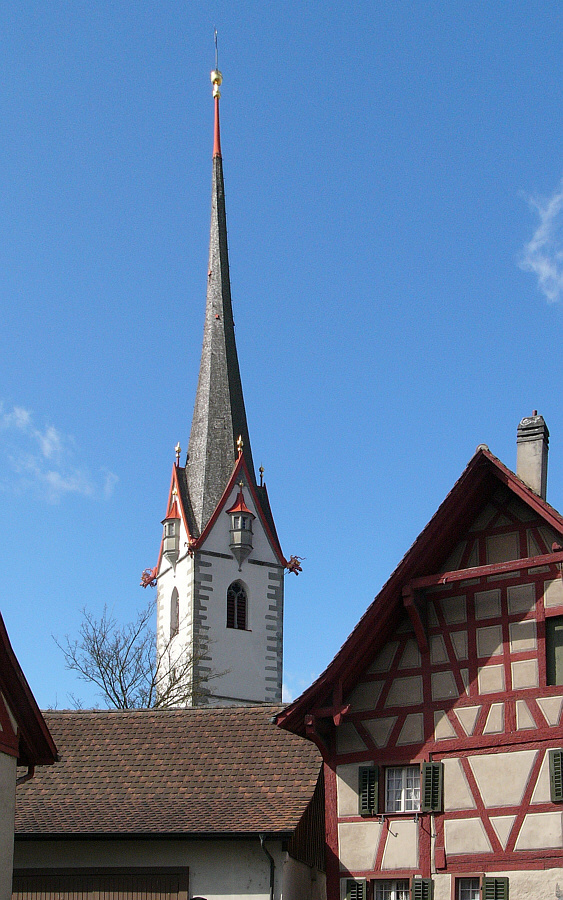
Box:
170, 587, 180, 639
455, 878, 481, 900
384, 764, 421, 813
226, 580, 248, 631
372, 880, 410, 900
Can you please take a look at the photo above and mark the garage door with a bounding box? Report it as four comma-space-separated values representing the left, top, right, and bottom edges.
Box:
12, 869, 188, 900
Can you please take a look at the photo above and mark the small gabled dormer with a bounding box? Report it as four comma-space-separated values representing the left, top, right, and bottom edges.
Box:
226, 482, 255, 569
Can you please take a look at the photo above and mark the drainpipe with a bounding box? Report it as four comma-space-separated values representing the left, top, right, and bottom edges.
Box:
259, 834, 275, 900
16, 765, 35, 786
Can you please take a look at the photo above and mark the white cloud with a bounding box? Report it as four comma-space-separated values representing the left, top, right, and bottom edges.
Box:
520, 179, 563, 303
282, 683, 293, 703
0, 403, 117, 502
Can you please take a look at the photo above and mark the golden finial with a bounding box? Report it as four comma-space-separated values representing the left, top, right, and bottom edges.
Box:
236, 435, 243, 453
175, 443, 181, 464
211, 31, 222, 99
239, 480, 244, 488
172, 485, 178, 498
211, 69, 222, 98
259, 465, 264, 487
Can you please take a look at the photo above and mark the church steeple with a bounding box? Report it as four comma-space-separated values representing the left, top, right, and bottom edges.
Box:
154, 65, 286, 708
186, 68, 256, 535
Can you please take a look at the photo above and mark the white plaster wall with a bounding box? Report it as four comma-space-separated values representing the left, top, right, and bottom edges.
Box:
13, 839, 310, 900
156, 479, 284, 705
157, 533, 196, 701
0, 752, 17, 900
433, 870, 563, 900
282, 857, 326, 900
196, 481, 283, 704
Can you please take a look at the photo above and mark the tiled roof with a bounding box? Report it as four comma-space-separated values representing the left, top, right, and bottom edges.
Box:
15, 705, 321, 837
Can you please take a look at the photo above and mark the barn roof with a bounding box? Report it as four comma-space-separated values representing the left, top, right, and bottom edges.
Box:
15, 705, 321, 837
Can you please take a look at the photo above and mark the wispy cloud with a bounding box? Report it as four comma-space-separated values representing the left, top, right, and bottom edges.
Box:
520, 179, 563, 303
0, 403, 118, 502
282, 672, 319, 705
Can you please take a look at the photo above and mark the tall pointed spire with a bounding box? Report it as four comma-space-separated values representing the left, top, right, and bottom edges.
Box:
186, 66, 256, 534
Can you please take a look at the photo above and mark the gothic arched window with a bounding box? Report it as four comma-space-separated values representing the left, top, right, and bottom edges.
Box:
227, 581, 247, 630
170, 587, 180, 639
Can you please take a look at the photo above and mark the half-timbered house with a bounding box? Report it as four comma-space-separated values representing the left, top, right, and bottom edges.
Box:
277, 413, 563, 900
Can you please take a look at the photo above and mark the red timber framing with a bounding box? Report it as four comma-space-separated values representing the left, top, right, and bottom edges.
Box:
276, 447, 563, 900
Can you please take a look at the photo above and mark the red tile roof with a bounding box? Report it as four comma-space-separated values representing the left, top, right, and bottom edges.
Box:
15, 706, 321, 837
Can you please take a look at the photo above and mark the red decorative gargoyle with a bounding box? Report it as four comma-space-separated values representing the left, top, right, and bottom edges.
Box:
140, 566, 158, 589
286, 555, 304, 575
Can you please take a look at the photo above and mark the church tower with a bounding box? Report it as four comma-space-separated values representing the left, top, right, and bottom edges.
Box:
153, 68, 287, 707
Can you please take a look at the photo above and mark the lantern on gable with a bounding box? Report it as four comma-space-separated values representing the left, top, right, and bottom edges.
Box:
226, 483, 255, 569
162, 490, 181, 566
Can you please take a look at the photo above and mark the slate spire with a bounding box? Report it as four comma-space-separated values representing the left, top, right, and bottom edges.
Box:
186, 69, 256, 534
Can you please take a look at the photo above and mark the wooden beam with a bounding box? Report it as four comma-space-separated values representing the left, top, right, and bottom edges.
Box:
409, 549, 563, 591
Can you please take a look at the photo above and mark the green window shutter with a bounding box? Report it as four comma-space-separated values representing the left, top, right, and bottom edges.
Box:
359, 765, 378, 815
483, 878, 509, 900
412, 878, 433, 900
549, 749, 563, 802
421, 762, 443, 812
346, 880, 367, 900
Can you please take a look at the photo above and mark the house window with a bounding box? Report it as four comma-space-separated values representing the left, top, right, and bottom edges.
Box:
374, 880, 410, 900
546, 615, 563, 685
170, 588, 180, 638
385, 765, 420, 812
227, 580, 247, 630
456, 879, 480, 900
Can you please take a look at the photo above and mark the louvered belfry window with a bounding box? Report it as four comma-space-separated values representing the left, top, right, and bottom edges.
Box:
227, 580, 247, 630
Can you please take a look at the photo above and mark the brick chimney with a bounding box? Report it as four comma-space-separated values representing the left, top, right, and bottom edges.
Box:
516, 411, 549, 500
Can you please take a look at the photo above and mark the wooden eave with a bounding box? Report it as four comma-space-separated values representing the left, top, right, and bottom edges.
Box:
194, 452, 286, 566
276, 447, 563, 738
0, 614, 57, 766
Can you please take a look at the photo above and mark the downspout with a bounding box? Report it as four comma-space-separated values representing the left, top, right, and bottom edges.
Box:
16, 764, 35, 786
259, 833, 275, 900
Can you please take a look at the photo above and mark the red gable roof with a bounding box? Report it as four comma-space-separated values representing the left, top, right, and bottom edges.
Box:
0, 613, 57, 767
276, 447, 563, 738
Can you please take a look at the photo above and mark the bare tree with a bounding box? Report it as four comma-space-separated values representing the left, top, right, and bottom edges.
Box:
55, 600, 219, 709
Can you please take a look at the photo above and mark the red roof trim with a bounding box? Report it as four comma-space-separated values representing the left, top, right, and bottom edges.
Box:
156, 465, 193, 573
277, 447, 563, 735
194, 453, 286, 565
0, 614, 57, 766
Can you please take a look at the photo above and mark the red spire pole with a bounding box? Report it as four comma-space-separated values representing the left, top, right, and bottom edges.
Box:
211, 67, 223, 159
213, 94, 222, 158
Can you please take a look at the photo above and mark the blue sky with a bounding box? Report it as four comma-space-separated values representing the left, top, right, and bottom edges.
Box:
1, 1, 563, 708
